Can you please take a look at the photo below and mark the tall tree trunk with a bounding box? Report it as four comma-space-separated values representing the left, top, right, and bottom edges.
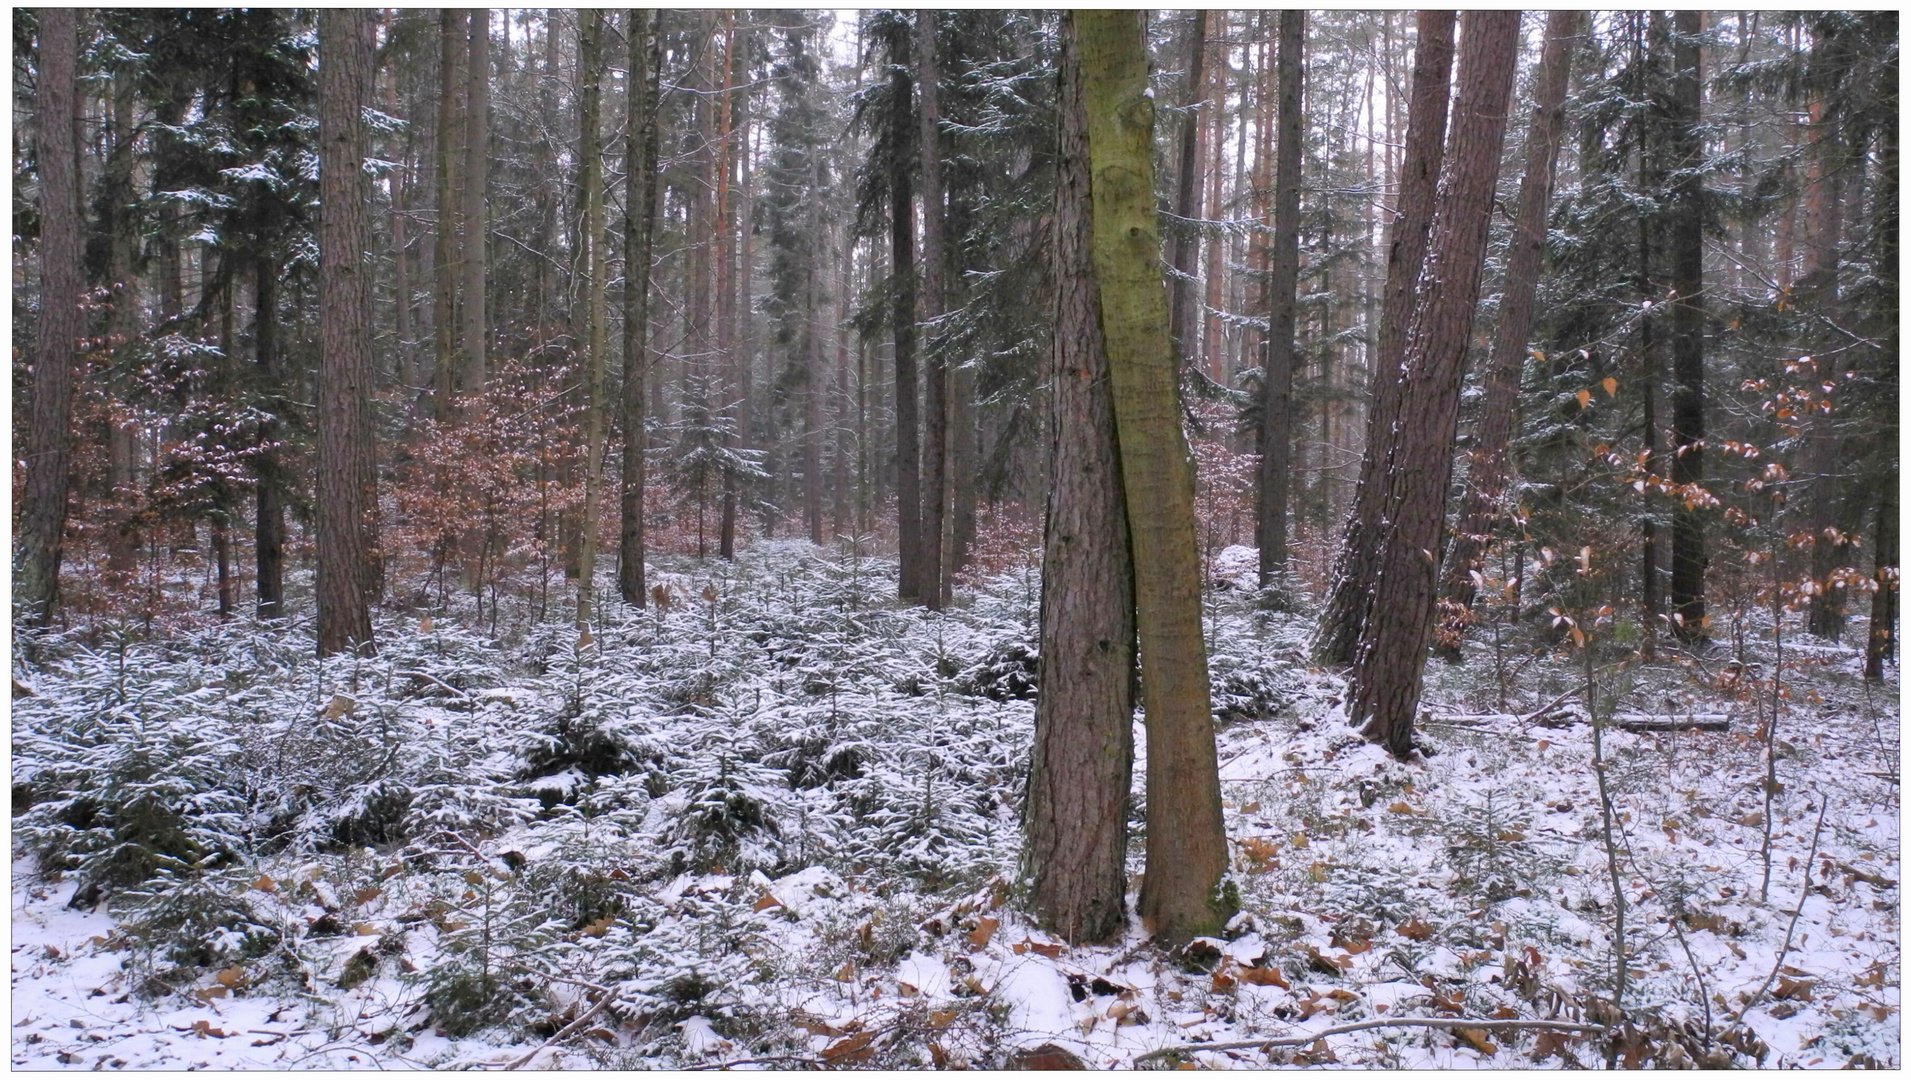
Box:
317, 8, 379, 657
1864, 117, 1898, 682
1025, 16, 1136, 946
102, 71, 141, 580
1077, 10, 1231, 946
432, 9, 465, 421
805, 161, 826, 546
17, 8, 81, 626
1202, 20, 1228, 380
1255, 9, 1304, 584
1167, 10, 1208, 373
1666, 9, 1707, 643
717, 14, 740, 561
620, 8, 662, 607
461, 10, 490, 397
1435, 9, 1580, 656
1315, 10, 1455, 667
386, 62, 412, 358
890, 53, 922, 602
1348, 10, 1519, 756
1801, 99, 1850, 641
575, 9, 608, 626
917, 10, 947, 606
255, 260, 286, 619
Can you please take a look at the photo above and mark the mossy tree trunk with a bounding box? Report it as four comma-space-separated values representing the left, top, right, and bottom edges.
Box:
1076, 10, 1231, 947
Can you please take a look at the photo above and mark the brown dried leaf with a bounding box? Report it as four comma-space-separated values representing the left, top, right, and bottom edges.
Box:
968, 916, 999, 948
1454, 1027, 1497, 1055
822, 1031, 875, 1064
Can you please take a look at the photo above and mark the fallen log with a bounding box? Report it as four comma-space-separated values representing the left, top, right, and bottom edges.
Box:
1132, 1016, 1611, 1064
1610, 713, 1730, 733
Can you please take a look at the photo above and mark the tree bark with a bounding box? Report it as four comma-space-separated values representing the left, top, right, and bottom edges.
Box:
917, 10, 948, 606
461, 10, 490, 397
575, 9, 608, 626
1315, 10, 1455, 667
317, 8, 379, 657
620, 8, 662, 607
1348, 10, 1519, 757
1435, 10, 1580, 655
1025, 16, 1136, 946
17, 8, 81, 626
1168, 10, 1208, 373
255, 260, 286, 619
1077, 10, 1232, 946
1255, 9, 1304, 584
432, 8, 465, 421
890, 49, 922, 602
1666, 9, 1707, 643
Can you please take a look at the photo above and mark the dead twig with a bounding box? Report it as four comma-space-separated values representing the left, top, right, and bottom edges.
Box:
1732, 797, 1829, 1024
395, 670, 471, 699
1131, 1016, 1610, 1064
685, 1054, 828, 1071
502, 986, 619, 1070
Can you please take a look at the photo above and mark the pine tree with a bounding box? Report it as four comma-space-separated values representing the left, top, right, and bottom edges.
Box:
1435, 10, 1581, 656
620, 9, 663, 608
16, 8, 82, 626
1024, 12, 1135, 946
1255, 10, 1304, 583
1348, 11, 1520, 756
1077, 9, 1231, 945
315, 8, 378, 657
1315, 11, 1455, 667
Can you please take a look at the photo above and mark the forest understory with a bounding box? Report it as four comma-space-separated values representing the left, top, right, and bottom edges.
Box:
11, 543, 1899, 1070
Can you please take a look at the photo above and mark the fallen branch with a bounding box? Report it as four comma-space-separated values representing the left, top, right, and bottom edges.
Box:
685, 1054, 828, 1071
396, 670, 471, 699
502, 987, 618, 1070
1132, 1017, 1610, 1064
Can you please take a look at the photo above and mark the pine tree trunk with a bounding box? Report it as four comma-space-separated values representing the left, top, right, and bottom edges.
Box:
1435, 10, 1580, 656
1349, 10, 1519, 757
461, 10, 489, 397
891, 52, 923, 602
1077, 10, 1231, 946
1025, 16, 1136, 946
1864, 117, 1898, 682
917, 10, 947, 606
1167, 10, 1208, 373
1666, 9, 1707, 643
1255, 10, 1304, 584
620, 8, 661, 608
432, 8, 465, 421
17, 8, 81, 626
717, 15, 740, 561
805, 163, 825, 546
1315, 11, 1455, 667
255, 260, 286, 619
316, 8, 379, 658
102, 71, 141, 580
1801, 98, 1850, 641
575, 9, 608, 627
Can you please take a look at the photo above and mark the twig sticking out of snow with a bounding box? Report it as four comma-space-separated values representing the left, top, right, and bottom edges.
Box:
1130, 1016, 1612, 1065
501, 986, 619, 1070
1731, 797, 1830, 1024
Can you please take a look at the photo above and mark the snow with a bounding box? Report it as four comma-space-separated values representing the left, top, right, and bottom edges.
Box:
11, 543, 1899, 1069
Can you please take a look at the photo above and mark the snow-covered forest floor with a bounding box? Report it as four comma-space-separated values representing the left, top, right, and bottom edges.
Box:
11, 541, 1899, 1069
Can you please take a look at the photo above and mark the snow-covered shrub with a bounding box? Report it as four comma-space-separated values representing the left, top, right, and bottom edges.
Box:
116, 863, 279, 994
16, 680, 248, 904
